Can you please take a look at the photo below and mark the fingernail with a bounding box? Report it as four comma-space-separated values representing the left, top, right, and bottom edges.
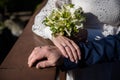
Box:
75, 60, 78, 64
36, 65, 39, 69
79, 56, 81, 60
65, 55, 68, 58
71, 58, 74, 62
28, 64, 31, 67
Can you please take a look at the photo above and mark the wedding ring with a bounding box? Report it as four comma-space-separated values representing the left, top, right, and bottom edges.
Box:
63, 45, 68, 48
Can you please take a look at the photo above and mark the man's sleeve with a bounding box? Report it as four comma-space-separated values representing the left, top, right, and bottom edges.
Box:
61, 32, 120, 70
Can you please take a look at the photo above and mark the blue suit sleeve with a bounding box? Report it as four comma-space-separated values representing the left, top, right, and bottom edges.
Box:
61, 32, 120, 71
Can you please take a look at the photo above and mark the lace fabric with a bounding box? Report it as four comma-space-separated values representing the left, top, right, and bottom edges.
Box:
32, 0, 120, 40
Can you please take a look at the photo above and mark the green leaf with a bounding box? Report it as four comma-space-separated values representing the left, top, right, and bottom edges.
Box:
42, 4, 86, 37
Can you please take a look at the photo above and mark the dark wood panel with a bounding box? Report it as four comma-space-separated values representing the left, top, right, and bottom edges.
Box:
0, 0, 57, 80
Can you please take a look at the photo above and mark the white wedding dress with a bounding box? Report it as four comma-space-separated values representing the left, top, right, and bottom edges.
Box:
32, 0, 120, 80
32, 0, 120, 40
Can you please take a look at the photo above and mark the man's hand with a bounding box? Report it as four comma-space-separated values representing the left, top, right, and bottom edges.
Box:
28, 46, 63, 69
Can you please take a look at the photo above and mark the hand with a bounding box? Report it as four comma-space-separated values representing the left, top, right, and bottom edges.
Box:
52, 35, 81, 63
28, 46, 63, 69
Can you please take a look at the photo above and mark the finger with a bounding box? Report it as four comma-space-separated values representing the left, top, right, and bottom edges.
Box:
36, 60, 54, 69
28, 50, 36, 65
28, 50, 35, 62
64, 46, 74, 62
52, 37, 68, 58
28, 47, 40, 63
68, 46, 78, 63
59, 44, 68, 58
68, 41, 80, 63
71, 41, 81, 60
66, 38, 81, 60
28, 51, 45, 67
59, 37, 76, 62
28, 55, 39, 67
55, 43, 68, 58
65, 43, 78, 62
62, 39, 78, 62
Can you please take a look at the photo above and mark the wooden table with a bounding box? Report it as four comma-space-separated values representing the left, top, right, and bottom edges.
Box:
0, 0, 65, 80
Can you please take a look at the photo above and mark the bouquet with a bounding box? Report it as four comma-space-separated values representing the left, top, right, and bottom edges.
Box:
43, 4, 87, 41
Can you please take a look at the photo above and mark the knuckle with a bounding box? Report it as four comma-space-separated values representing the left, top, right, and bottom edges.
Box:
34, 47, 38, 50
42, 64, 46, 68
34, 54, 37, 57
76, 46, 80, 49
65, 40, 70, 44
72, 49, 77, 53
61, 50, 66, 54
51, 63, 55, 66
34, 47, 40, 50
37, 64, 41, 68
69, 40, 73, 42
44, 46, 49, 49
40, 63, 45, 68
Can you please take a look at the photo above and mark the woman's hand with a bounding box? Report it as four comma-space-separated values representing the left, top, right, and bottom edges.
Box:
52, 35, 81, 63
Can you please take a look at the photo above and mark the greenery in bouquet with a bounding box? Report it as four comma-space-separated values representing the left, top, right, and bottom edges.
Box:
43, 4, 86, 37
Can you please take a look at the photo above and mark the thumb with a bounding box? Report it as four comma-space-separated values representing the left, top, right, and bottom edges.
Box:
36, 60, 54, 69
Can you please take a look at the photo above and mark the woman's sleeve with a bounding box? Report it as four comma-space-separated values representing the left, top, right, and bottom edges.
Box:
61, 32, 120, 70
32, 0, 57, 40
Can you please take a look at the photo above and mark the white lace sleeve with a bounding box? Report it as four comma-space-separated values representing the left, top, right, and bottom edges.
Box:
32, 0, 57, 40
116, 26, 120, 34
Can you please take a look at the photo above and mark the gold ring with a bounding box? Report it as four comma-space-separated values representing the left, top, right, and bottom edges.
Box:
64, 45, 68, 47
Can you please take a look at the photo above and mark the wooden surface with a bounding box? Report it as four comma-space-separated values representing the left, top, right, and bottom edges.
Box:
0, 0, 59, 80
